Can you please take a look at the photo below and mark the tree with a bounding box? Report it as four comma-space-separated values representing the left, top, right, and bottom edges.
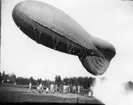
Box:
73, 77, 79, 86
83, 77, 90, 89
37, 78, 42, 85
9, 73, 16, 83
43, 79, 49, 87
88, 77, 96, 87
2, 71, 5, 76
55, 75, 62, 86
63, 77, 69, 85
78, 77, 84, 86
29, 77, 37, 85
16, 77, 29, 85
29, 77, 34, 83
2, 71, 8, 82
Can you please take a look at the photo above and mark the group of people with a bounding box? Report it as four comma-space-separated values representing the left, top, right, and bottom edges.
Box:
29, 82, 44, 92
36, 83, 50, 93
59, 85, 80, 94
29, 82, 57, 93
37, 83, 43, 93
29, 82, 93, 96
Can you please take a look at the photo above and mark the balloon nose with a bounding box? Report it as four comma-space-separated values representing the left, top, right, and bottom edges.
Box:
12, 3, 40, 43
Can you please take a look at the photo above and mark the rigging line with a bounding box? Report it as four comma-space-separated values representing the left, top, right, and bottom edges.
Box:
66, 38, 70, 53
53, 15, 57, 50
20, 12, 38, 43
53, 36, 58, 50
38, 31, 41, 43
68, 38, 74, 54
29, 18, 37, 42
53, 16, 55, 49
79, 48, 87, 61
37, 22, 44, 43
72, 43, 75, 54
78, 46, 82, 56
67, 40, 73, 54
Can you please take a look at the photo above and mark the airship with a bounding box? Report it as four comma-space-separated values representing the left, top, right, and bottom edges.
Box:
12, 1, 116, 76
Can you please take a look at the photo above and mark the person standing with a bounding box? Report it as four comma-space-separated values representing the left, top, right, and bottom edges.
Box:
46, 87, 49, 93
77, 85, 80, 94
50, 84, 54, 93
73, 85, 76, 94
39, 83, 43, 92
29, 82, 32, 91
88, 86, 93, 96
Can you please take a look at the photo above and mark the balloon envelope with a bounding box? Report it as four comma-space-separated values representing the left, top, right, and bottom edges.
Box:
12, 1, 116, 75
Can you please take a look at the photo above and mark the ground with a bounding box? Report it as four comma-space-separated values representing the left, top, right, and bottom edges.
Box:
0, 83, 104, 104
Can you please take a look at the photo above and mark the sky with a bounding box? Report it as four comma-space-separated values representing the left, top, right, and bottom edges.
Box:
1, 0, 133, 81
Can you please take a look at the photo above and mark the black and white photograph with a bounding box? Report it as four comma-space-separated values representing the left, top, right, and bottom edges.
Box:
0, 0, 133, 105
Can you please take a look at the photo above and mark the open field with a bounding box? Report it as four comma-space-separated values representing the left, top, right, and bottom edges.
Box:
0, 83, 104, 104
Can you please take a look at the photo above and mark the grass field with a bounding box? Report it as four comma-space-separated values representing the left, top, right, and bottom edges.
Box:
0, 83, 104, 104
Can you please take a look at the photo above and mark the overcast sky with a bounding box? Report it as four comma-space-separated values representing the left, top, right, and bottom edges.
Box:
1, 0, 133, 81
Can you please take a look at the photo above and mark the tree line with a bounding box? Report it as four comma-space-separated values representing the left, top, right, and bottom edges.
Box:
0, 71, 95, 89
55, 75, 95, 89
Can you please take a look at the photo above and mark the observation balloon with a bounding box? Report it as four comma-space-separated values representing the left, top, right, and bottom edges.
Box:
12, 1, 116, 75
